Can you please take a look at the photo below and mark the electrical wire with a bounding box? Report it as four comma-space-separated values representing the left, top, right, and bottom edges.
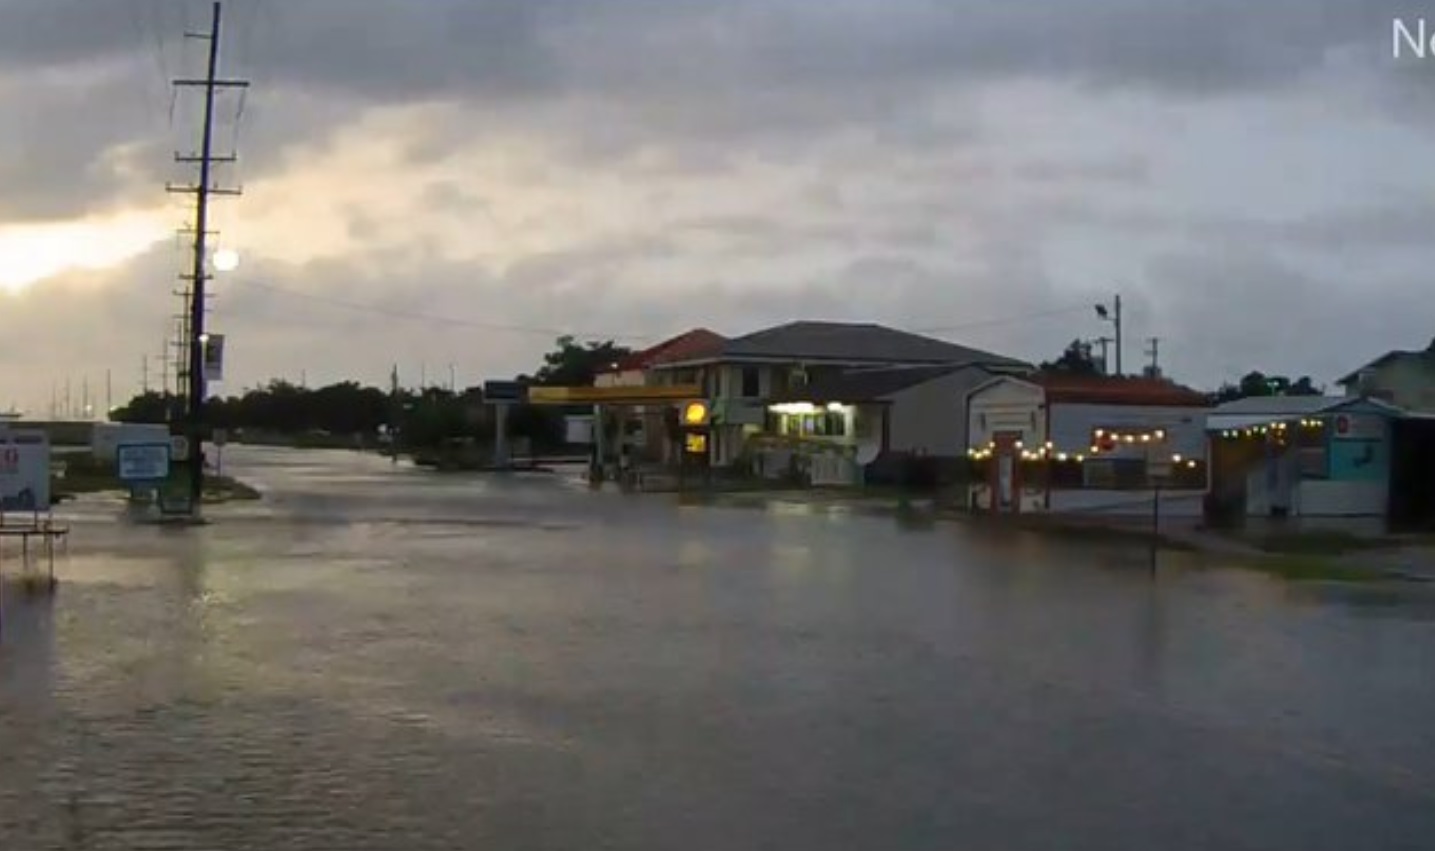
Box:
230, 278, 1092, 345
232, 279, 652, 340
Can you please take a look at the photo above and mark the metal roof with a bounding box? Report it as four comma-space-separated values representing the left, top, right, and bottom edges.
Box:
658, 320, 1030, 368
1207, 395, 1349, 416
1205, 394, 1408, 430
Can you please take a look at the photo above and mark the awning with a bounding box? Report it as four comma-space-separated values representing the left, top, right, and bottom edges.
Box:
1204, 414, 1307, 431
525, 384, 703, 405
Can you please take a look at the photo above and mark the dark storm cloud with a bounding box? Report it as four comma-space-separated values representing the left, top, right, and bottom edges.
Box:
0, 69, 167, 221
0, 0, 1421, 222
6, 1, 1420, 112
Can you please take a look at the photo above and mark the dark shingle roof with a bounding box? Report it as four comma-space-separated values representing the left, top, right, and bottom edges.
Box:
700, 320, 1029, 367
772, 364, 987, 403
1032, 374, 1211, 407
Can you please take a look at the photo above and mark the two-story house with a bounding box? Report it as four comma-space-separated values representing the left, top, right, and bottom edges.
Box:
1336, 338, 1435, 413
647, 320, 1029, 467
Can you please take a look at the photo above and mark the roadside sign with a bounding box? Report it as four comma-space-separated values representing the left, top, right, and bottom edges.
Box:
0, 430, 51, 511
203, 334, 225, 382
213, 428, 228, 447
483, 380, 526, 403
117, 443, 171, 483
1146, 445, 1172, 481
170, 435, 190, 461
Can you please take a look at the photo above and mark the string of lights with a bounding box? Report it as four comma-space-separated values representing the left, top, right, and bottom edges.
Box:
1216, 419, 1326, 440
967, 429, 1202, 470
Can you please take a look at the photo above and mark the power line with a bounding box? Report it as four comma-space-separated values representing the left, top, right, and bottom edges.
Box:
232, 278, 652, 340
231, 279, 1102, 345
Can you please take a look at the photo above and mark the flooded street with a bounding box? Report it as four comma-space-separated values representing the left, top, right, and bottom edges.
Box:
3, 446, 1434, 850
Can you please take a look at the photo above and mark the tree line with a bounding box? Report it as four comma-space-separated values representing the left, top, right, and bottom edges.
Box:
109, 336, 633, 452
1039, 338, 1325, 402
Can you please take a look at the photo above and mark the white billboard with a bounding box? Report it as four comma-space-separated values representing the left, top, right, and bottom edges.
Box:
117, 443, 171, 483
565, 415, 594, 445
0, 429, 51, 512
93, 422, 170, 461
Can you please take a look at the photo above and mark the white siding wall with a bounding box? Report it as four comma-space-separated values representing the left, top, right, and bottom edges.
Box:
593, 369, 646, 388
1048, 404, 1208, 459
1346, 357, 1435, 413
1292, 480, 1387, 517
884, 367, 997, 457
968, 378, 1046, 448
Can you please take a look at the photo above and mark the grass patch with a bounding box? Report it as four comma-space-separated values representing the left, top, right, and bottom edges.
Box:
967, 514, 1199, 552
1242, 554, 1386, 583
51, 455, 259, 502
1246, 530, 1395, 556
203, 475, 261, 502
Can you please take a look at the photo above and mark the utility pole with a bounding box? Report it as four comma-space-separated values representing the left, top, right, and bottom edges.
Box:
142, 355, 150, 395
106, 369, 113, 415
159, 337, 171, 403
1113, 294, 1123, 377
166, 0, 247, 506
1094, 336, 1113, 375
1094, 293, 1123, 376
1145, 337, 1161, 378
390, 363, 401, 464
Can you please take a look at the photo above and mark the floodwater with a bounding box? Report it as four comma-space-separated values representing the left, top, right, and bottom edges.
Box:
2, 446, 1433, 850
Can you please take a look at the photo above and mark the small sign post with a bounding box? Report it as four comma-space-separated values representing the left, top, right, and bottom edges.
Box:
1145, 445, 1174, 578
212, 429, 228, 477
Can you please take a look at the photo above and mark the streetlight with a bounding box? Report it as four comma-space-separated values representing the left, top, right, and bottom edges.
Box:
1095, 295, 1123, 376
212, 248, 240, 272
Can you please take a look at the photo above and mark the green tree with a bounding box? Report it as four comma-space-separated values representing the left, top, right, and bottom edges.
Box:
1211, 371, 1324, 403
1039, 339, 1102, 376
109, 391, 176, 424
522, 335, 633, 387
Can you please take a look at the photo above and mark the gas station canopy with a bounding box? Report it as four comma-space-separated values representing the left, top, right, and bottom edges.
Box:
525, 385, 703, 405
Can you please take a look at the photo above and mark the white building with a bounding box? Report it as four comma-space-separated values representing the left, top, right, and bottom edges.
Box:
967, 374, 1212, 516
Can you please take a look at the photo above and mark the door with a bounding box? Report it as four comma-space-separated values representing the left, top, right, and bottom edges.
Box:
990, 432, 1022, 513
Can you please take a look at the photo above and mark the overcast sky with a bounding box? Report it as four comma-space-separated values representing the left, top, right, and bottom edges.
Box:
1, 0, 1433, 413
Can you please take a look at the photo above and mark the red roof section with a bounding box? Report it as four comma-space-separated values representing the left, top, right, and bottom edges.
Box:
1032, 373, 1210, 407
605, 328, 727, 373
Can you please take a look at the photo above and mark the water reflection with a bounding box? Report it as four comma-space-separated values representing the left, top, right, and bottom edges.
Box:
0, 446, 1432, 850
1135, 585, 1168, 698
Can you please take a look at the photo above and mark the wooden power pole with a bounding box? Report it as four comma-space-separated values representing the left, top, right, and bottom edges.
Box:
166, 0, 247, 507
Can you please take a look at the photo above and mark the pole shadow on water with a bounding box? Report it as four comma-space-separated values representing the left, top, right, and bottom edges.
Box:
1136, 583, 1169, 698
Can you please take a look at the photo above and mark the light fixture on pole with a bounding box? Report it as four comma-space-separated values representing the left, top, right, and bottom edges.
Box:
212, 248, 240, 272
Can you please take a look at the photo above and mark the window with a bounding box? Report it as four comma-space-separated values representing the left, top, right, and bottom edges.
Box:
740, 367, 761, 398
774, 412, 846, 438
